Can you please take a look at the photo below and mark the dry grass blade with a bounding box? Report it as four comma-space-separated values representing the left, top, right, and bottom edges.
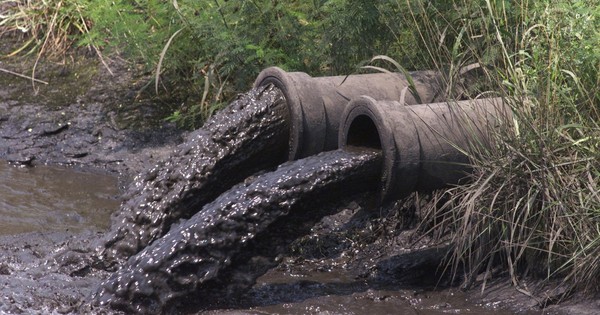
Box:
365, 55, 423, 103
31, 0, 63, 92
0, 67, 48, 84
155, 27, 184, 95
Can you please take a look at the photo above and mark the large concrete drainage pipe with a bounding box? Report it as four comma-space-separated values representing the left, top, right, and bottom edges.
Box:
253, 67, 445, 160
339, 96, 511, 202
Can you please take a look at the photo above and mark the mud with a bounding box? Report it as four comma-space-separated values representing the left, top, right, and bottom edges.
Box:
226, 267, 517, 315
98, 86, 289, 265
0, 230, 110, 314
0, 54, 184, 177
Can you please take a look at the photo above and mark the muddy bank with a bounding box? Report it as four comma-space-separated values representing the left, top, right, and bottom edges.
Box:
0, 230, 109, 314
0, 53, 183, 313
0, 54, 184, 180
0, 55, 597, 314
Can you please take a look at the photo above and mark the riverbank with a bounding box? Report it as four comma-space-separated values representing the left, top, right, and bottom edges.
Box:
0, 54, 597, 314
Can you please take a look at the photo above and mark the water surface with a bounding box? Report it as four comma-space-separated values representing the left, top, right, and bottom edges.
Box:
223, 267, 520, 315
0, 162, 119, 234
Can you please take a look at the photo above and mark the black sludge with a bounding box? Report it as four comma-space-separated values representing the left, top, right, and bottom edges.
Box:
92, 149, 382, 314
100, 86, 289, 264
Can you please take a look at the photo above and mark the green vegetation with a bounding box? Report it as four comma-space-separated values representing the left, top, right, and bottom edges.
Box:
82, 0, 414, 127
1, 0, 599, 298
1, 0, 417, 127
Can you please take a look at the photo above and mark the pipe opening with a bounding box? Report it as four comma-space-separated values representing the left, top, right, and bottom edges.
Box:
346, 115, 382, 150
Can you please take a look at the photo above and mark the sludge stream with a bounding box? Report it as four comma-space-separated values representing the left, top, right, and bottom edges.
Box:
0, 86, 527, 314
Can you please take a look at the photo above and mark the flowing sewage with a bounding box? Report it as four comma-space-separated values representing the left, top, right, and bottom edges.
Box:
99, 85, 290, 264
92, 148, 382, 313
97, 66, 441, 264
0, 67, 516, 314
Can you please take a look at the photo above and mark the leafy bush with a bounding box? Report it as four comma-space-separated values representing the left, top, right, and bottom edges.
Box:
2, 0, 419, 126
83, 0, 412, 127
85, 0, 322, 127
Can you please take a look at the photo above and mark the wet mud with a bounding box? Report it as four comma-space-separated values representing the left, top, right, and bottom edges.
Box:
0, 230, 110, 314
98, 85, 290, 264
225, 267, 518, 315
0, 55, 184, 177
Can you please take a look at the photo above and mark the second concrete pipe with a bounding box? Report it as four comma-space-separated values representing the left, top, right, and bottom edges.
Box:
339, 96, 511, 202
253, 66, 446, 160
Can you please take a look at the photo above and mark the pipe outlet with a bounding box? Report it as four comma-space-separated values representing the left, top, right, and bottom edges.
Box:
254, 67, 445, 160
339, 96, 510, 202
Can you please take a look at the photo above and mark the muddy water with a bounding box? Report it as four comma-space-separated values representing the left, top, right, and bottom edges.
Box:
92, 149, 382, 314
0, 162, 119, 234
99, 85, 289, 264
224, 268, 519, 315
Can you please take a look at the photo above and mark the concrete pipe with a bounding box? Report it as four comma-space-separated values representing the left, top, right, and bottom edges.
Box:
253, 66, 445, 160
338, 96, 511, 202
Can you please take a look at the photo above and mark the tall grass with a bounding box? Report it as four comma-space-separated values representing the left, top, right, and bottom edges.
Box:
403, 0, 600, 297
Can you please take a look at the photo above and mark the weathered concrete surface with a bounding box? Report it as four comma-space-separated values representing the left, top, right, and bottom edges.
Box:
254, 66, 446, 159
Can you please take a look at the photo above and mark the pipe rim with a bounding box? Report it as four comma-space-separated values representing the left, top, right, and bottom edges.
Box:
339, 96, 420, 202
339, 96, 394, 200
254, 67, 326, 160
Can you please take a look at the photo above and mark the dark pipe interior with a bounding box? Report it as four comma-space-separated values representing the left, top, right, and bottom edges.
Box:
346, 115, 382, 150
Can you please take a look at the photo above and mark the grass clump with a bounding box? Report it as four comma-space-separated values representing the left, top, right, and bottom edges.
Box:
0, 0, 89, 56
407, 0, 600, 298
